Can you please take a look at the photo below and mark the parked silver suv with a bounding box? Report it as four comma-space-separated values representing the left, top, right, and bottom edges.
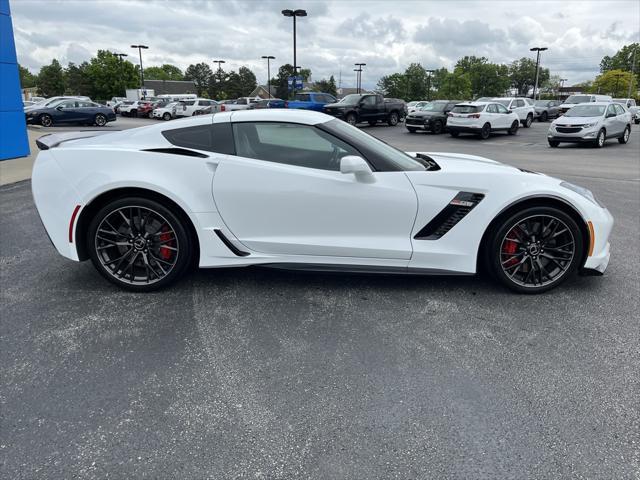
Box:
548, 102, 632, 148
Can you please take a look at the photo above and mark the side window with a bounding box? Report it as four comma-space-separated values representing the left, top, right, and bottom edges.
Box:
614, 104, 625, 115
361, 96, 376, 106
297, 94, 310, 102
496, 103, 509, 114
515, 99, 525, 108
162, 123, 235, 154
60, 101, 77, 108
606, 105, 616, 116
183, 101, 195, 106
486, 104, 497, 113
630, 100, 636, 107
232, 122, 361, 171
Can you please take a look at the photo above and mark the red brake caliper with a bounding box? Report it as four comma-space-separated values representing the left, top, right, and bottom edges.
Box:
502, 235, 519, 268
159, 226, 173, 260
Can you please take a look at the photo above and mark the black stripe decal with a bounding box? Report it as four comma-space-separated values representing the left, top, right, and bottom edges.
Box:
214, 229, 250, 256
414, 192, 484, 240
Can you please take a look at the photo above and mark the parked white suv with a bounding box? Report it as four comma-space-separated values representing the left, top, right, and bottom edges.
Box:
559, 94, 612, 115
613, 98, 639, 124
491, 97, 535, 127
447, 101, 521, 139
174, 98, 219, 117
548, 102, 632, 148
152, 102, 179, 121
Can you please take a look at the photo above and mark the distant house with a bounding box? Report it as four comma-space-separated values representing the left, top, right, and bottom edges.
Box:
143, 79, 197, 95
249, 85, 277, 99
558, 85, 584, 100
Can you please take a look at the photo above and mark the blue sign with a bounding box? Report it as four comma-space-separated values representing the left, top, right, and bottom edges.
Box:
287, 76, 303, 90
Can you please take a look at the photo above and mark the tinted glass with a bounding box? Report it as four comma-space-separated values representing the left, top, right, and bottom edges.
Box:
232, 122, 360, 171
565, 95, 591, 104
183, 101, 195, 106
295, 94, 310, 102
496, 103, 509, 113
614, 104, 625, 115
162, 123, 235, 154
515, 99, 525, 107
564, 105, 606, 117
486, 104, 497, 113
451, 105, 482, 113
361, 96, 376, 106
419, 102, 446, 112
493, 99, 510, 107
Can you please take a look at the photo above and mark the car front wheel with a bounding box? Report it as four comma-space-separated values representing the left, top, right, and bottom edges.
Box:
539, 111, 548, 122
548, 139, 560, 147
487, 206, 583, 293
346, 113, 357, 126
87, 197, 194, 292
162, 112, 171, 121
40, 114, 53, 127
618, 126, 630, 144
94, 114, 107, 127
508, 120, 519, 135
595, 129, 606, 148
388, 112, 399, 126
432, 120, 444, 134
523, 114, 533, 128
479, 123, 491, 139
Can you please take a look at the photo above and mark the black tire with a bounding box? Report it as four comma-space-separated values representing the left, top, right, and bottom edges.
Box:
345, 113, 357, 126
508, 120, 519, 135
40, 114, 53, 127
368, 120, 377, 126
487, 206, 584, 293
162, 112, 171, 121
387, 111, 399, 126
479, 123, 491, 140
634, 119, 639, 125
548, 140, 560, 148
539, 111, 548, 122
131, 109, 138, 118
87, 196, 194, 292
523, 114, 533, 128
432, 120, 444, 134
407, 127, 417, 133
94, 114, 107, 127
449, 130, 460, 137
595, 129, 606, 148
618, 126, 630, 144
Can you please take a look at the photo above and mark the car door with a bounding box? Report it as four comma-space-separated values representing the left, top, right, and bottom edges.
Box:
212, 121, 418, 259
55, 100, 81, 123
76, 100, 96, 122
512, 99, 525, 121
604, 104, 621, 136
495, 103, 512, 127
358, 95, 379, 121
614, 103, 628, 132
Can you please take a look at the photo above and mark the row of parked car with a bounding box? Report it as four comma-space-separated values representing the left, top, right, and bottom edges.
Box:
404, 95, 637, 147
23, 96, 117, 127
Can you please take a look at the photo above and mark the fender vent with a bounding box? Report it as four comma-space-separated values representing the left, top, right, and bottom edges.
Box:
214, 229, 249, 256
414, 192, 484, 240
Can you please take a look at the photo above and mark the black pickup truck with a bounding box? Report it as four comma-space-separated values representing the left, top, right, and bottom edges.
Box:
323, 94, 406, 126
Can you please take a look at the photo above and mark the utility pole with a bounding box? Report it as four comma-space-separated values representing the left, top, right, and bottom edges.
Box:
354, 63, 366, 94
213, 60, 225, 99
114, 53, 128, 96
282, 9, 307, 97
130, 44, 149, 99
261, 56, 275, 98
628, 46, 637, 98
559, 78, 567, 100
530, 46, 548, 100
426, 69, 435, 101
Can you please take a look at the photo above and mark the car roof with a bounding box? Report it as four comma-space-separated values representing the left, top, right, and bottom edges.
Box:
455, 101, 491, 106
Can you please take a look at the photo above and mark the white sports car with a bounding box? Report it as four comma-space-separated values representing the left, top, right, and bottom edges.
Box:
32, 110, 613, 293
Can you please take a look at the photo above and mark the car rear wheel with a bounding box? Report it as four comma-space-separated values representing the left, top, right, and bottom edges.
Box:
618, 126, 630, 144
388, 112, 399, 126
539, 111, 548, 122
40, 114, 53, 127
162, 112, 171, 121
94, 114, 107, 127
479, 123, 491, 139
131, 109, 138, 118
432, 120, 444, 134
523, 114, 533, 128
346, 113, 357, 126
87, 197, 194, 292
508, 120, 519, 135
488, 207, 583, 293
595, 129, 606, 148
548, 140, 560, 147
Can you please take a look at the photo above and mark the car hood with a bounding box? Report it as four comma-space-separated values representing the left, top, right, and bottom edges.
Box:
553, 116, 601, 126
408, 111, 441, 118
407, 151, 525, 173
324, 102, 352, 109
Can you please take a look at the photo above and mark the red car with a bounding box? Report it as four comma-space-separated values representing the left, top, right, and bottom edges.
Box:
136, 101, 155, 118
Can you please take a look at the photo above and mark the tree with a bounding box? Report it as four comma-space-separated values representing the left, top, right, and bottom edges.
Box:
376, 73, 407, 99
185, 62, 213, 96
435, 69, 472, 99
18, 64, 37, 88
313, 75, 337, 97
237, 66, 257, 96
455, 56, 510, 98
600, 43, 639, 86
509, 57, 549, 96
84, 50, 139, 100
592, 69, 637, 97
37, 59, 66, 97
144, 64, 184, 81
65, 62, 92, 96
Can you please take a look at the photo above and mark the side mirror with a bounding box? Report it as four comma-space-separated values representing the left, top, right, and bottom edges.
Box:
340, 155, 375, 182
56, 106, 63, 111
507, 110, 513, 114
606, 112, 616, 118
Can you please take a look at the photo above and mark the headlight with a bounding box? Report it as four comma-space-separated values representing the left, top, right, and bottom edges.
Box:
581, 122, 597, 129
560, 181, 605, 208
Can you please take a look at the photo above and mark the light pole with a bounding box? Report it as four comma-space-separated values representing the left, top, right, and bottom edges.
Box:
114, 53, 128, 97
559, 78, 567, 100
355, 63, 366, 94
530, 46, 548, 100
426, 69, 435, 101
282, 8, 307, 96
130, 44, 148, 99
353, 69, 360, 94
213, 60, 226, 99
261, 56, 275, 98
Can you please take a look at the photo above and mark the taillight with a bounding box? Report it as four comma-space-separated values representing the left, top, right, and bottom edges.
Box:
447, 112, 453, 117
220, 105, 225, 112
468, 113, 480, 119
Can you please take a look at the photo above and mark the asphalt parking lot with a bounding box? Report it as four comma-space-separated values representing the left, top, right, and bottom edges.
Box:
2, 117, 639, 479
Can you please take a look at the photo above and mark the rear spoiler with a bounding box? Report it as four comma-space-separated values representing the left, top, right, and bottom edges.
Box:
35, 131, 115, 150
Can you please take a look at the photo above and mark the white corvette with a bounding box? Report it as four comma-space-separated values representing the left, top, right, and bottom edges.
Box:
32, 110, 613, 293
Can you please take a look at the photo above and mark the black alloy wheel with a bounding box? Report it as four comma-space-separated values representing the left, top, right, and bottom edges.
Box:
539, 111, 548, 122
346, 113, 357, 126
524, 114, 533, 128
479, 123, 491, 139
508, 120, 519, 135
618, 126, 630, 144
388, 112, 399, 126
163, 112, 171, 121
87, 197, 193, 291
548, 139, 560, 147
40, 114, 53, 127
488, 207, 583, 293
94, 114, 107, 127
432, 120, 444, 134
595, 129, 606, 148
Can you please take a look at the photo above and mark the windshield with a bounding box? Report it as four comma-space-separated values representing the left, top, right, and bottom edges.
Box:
564, 105, 606, 117
535, 100, 550, 106
451, 105, 483, 114
564, 95, 591, 104
418, 102, 446, 112
324, 119, 425, 171
338, 94, 361, 105
493, 99, 510, 107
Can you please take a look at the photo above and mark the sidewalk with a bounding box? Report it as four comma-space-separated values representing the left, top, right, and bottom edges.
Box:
0, 128, 44, 186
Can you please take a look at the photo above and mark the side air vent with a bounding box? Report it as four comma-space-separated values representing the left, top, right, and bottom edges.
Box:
414, 192, 484, 240
414, 153, 441, 171
142, 147, 208, 158
214, 229, 250, 257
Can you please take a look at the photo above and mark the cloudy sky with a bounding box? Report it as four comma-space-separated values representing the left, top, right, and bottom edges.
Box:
10, 0, 640, 88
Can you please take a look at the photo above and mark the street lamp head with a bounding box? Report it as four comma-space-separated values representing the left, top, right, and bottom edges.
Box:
281, 9, 293, 16
262, 55, 276, 60
530, 46, 548, 52
131, 44, 149, 49
293, 9, 307, 16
